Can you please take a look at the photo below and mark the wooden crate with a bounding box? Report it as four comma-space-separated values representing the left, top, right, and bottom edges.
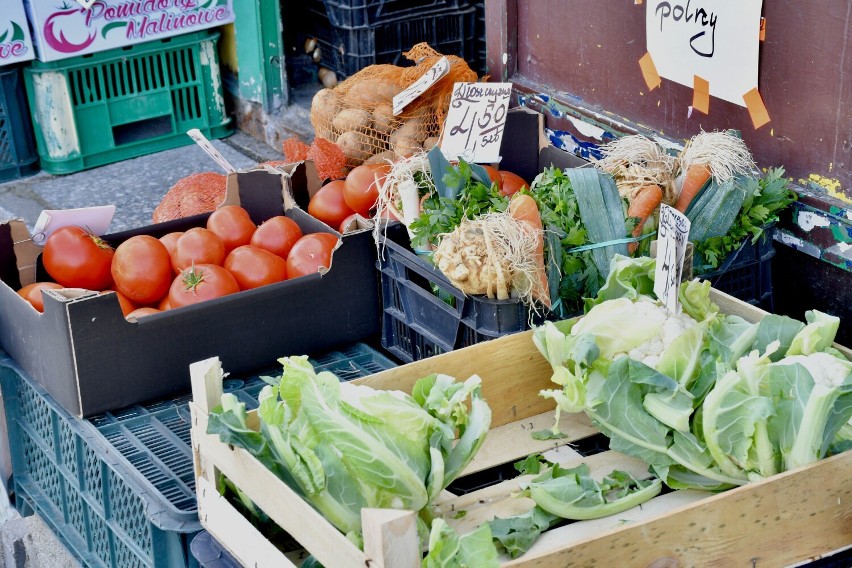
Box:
189, 290, 852, 568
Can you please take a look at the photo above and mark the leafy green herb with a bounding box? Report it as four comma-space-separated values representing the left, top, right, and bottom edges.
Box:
514, 453, 548, 475
410, 159, 507, 249
695, 167, 796, 269
531, 429, 569, 441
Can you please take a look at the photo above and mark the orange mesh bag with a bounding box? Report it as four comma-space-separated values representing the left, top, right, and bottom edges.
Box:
152, 172, 227, 223
310, 43, 477, 170
307, 137, 347, 180
282, 136, 310, 162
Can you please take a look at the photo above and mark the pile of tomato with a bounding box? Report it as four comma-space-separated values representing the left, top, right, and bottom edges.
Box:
17, 206, 340, 319
307, 163, 390, 230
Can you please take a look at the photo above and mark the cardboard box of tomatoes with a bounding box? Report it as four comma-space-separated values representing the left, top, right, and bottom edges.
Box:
0, 162, 381, 417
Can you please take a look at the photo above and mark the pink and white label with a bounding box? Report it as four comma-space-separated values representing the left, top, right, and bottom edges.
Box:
25, 0, 235, 62
1, 2, 35, 66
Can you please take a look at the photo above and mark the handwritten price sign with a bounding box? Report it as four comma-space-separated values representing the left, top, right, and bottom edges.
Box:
393, 57, 450, 116
654, 204, 691, 312
440, 82, 512, 163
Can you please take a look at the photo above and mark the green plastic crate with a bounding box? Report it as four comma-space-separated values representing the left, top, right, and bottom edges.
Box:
23, 31, 232, 175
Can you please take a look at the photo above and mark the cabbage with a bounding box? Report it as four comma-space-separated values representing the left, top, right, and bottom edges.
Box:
208, 357, 491, 538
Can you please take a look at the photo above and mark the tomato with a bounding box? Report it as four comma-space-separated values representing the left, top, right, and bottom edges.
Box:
126, 307, 160, 320
308, 181, 356, 229
480, 165, 503, 191
42, 226, 114, 290
344, 164, 390, 216
168, 264, 240, 309
224, 245, 288, 290
172, 228, 226, 272
499, 171, 530, 197
250, 216, 303, 260
159, 232, 183, 266
158, 295, 171, 311
207, 205, 256, 254
111, 235, 173, 304
286, 233, 339, 279
17, 282, 63, 312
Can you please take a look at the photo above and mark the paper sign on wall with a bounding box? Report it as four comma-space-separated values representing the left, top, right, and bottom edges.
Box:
654, 204, 691, 313
646, 0, 763, 108
393, 57, 449, 116
440, 82, 512, 164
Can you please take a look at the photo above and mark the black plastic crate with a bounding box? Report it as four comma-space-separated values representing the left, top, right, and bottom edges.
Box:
309, 4, 477, 78
378, 223, 531, 363
696, 224, 776, 311
0, 65, 38, 182
316, 0, 471, 28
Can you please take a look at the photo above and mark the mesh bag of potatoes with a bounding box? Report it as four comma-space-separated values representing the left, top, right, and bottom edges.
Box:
310, 43, 478, 170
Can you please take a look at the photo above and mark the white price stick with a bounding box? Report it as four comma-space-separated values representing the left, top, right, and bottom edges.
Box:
392, 57, 450, 116
654, 204, 691, 312
440, 82, 512, 164
33, 206, 116, 244
186, 129, 237, 174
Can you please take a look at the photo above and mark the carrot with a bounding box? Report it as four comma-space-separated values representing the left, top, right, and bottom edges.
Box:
627, 184, 663, 254
509, 194, 551, 308
674, 163, 711, 212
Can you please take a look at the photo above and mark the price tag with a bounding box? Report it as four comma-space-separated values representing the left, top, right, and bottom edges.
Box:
654, 204, 691, 312
392, 57, 450, 116
186, 129, 237, 173
440, 82, 512, 164
33, 206, 116, 244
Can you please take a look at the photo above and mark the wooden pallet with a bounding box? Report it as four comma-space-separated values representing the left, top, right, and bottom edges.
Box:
189, 290, 852, 568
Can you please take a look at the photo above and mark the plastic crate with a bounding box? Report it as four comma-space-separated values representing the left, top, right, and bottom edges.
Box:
309, 4, 477, 78
378, 223, 530, 364
190, 532, 240, 568
696, 224, 776, 311
0, 65, 38, 182
23, 31, 232, 175
315, 0, 471, 28
0, 343, 394, 568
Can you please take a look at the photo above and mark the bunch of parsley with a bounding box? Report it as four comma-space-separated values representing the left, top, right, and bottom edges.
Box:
695, 167, 796, 270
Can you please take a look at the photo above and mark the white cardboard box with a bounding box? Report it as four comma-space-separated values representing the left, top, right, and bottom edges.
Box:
0, 1, 35, 66
24, 0, 234, 62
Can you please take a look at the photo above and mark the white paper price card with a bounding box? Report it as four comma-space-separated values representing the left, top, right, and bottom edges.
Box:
654, 204, 691, 312
393, 56, 450, 116
440, 82, 512, 164
33, 206, 116, 244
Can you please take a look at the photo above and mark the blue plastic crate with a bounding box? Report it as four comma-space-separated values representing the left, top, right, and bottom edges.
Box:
313, 0, 471, 28
0, 343, 395, 568
0, 65, 38, 181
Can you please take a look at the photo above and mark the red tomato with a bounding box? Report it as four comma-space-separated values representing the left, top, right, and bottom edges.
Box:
172, 228, 226, 272
344, 164, 390, 216
480, 165, 503, 191
207, 205, 256, 254
158, 295, 171, 311
111, 235, 173, 304
17, 282, 63, 312
126, 307, 160, 320
250, 216, 303, 260
43, 226, 114, 290
286, 233, 339, 279
308, 181, 355, 228
224, 245, 288, 290
159, 232, 183, 265
499, 171, 530, 197
168, 264, 239, 309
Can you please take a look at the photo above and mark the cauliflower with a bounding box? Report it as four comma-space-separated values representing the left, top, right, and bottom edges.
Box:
777, 352, 851, 388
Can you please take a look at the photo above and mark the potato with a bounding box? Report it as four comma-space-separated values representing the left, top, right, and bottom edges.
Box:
365, 150, 396, 165
389, 116, 427, 148
345, 77, 401, 108
423, 136, 440, 151
393, 137, 423, 158
372, 103, 397, 137
311, 88, 340, 141
337, 131, 373, 165
333, 108, 372, 134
